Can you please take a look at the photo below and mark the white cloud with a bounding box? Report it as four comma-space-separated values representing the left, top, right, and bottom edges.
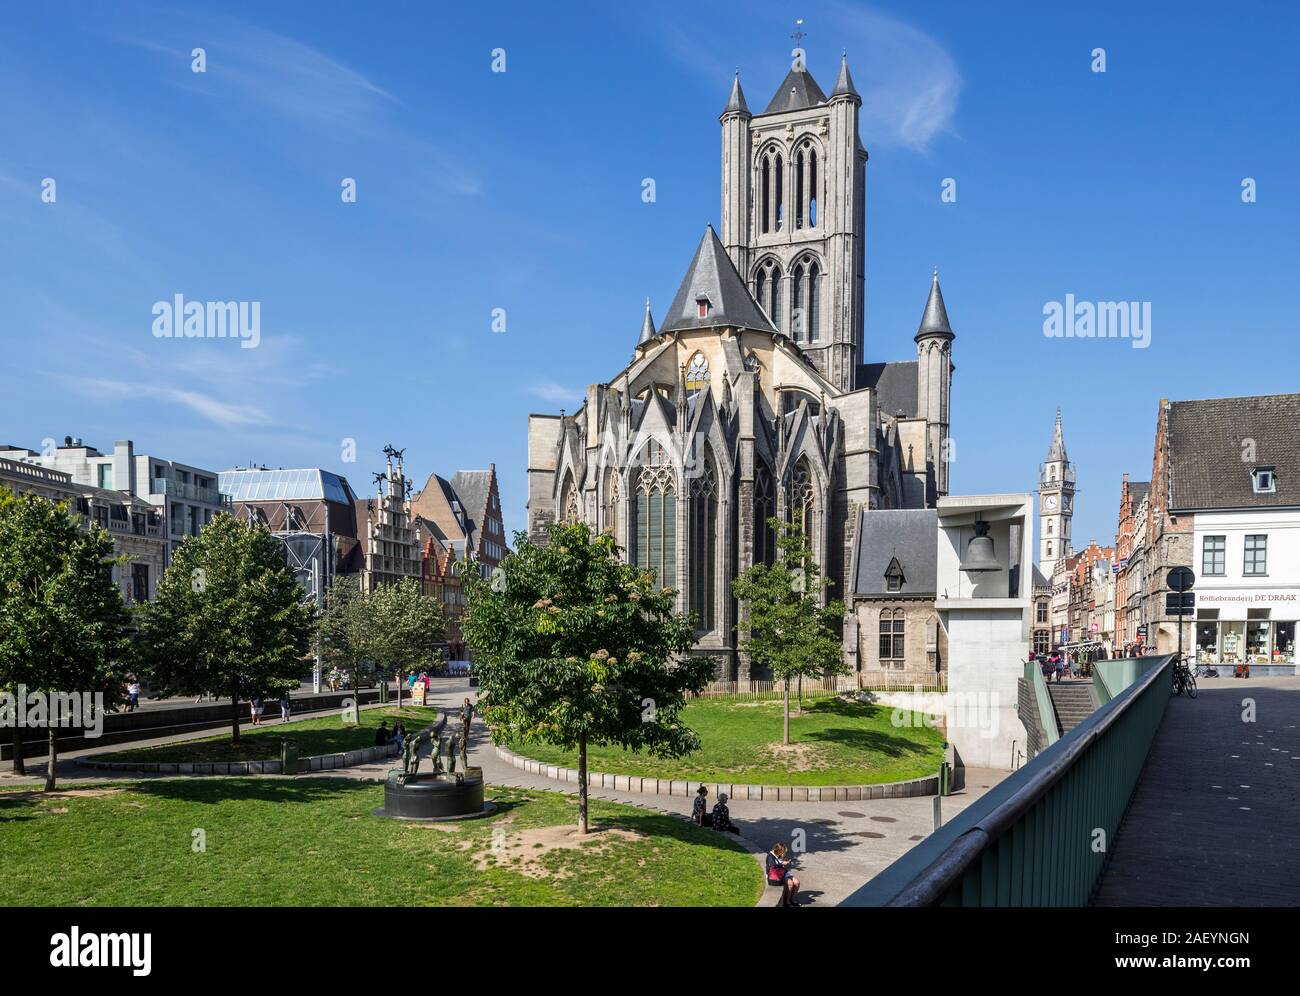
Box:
825, 3, 962, 151
528, 380, 582, 405
61, 376, 267, 429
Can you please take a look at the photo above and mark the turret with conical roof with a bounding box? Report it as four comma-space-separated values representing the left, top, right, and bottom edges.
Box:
915, 269, 956, 500
830, 52, 860, 102
637, 298, 657, 346
721, 70, 750, 118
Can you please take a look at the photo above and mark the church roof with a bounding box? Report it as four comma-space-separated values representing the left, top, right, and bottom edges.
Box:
637, 298, 657, 345
722, 72, 749, 116
916, 270, 953, 339
830, 54, 860, 100
659, 225, 778, 336
857, 361, 918, 418
762, 66, 828, 114
1047, 409, 1068, 463
853, 508, 938, 597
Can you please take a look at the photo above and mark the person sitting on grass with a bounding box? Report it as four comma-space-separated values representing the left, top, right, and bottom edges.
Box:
390, 720, 406, 746
374, 721, 390, 747
766, 842, 800, 907
691, 785, 712, 827
711, 793, 740, 834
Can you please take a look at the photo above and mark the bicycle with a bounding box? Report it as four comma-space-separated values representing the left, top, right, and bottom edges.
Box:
1194, 661, 1219, 679
1172, 656, 1198, 698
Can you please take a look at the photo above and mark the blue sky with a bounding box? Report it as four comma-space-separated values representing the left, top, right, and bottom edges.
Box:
2, 1, 1296, 554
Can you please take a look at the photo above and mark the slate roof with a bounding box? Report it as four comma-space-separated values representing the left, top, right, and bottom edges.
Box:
1046, 409, 1068, 463
853, 508, 938, 597
450, 469, 493, 547
1128, 480, 1150, 505
857, 361, 919, 418
916, 270, 953, 339
1168, 393, 1300, 510
830, 55, 860, 99
722, 73, 749, 116
637, 298, 657, 345
659, 226, 778, 335
762, 67, 828, 114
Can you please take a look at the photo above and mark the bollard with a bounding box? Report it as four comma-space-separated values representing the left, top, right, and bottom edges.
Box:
932, 794, 942, 831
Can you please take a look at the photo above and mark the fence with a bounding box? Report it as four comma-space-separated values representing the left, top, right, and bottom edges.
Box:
843, 654, 1173, 906
693, 673, 947, 701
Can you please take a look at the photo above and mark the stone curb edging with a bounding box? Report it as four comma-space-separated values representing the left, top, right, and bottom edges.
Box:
493, 745, 938, 801
75, 741, 402, 775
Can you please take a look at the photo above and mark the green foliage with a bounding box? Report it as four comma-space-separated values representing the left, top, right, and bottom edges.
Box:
0, 487, 133, 787
732, 517, 846, 686
139, 514, 314, 722
319, 576, 445, 690
460, 522, 714, 761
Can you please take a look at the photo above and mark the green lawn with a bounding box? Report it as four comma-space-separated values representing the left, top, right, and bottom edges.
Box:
509, 696, 945, 786
0, 779, 761, 907
100, 705, 442, 763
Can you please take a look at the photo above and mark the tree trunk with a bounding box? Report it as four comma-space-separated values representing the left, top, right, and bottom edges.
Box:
396, 669, 402, 709
230, 685, 240, 743
11, 722, 25, 775
44, 711, 57, 792
797, 674, 803, 715
783, 679, 791, 745
577, 732, 589, 834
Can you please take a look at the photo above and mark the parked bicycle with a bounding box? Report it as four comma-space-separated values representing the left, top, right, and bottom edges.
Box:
1194, 661, 1219, 679
1172, 656, 1198, 698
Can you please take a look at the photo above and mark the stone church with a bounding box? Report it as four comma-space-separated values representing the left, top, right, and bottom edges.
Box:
527, 54, 957, 679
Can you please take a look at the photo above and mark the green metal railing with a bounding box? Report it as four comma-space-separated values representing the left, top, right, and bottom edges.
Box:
843, 654, 1174, 907
1025, 660, 1060, 745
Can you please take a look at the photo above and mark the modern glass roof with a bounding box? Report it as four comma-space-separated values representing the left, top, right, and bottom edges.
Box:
219, 468, 356, 505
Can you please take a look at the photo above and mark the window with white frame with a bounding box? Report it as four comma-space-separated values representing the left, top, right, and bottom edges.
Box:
1244, 534, 1267, 576
1202, 535, 1225, 576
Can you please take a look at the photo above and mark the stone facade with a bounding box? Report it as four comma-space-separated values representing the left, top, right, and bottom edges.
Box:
526, 55, 956, 680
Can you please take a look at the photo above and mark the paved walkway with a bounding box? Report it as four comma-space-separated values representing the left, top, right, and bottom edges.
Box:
3, 679, 1007, 907
1094, 674, 1300, 906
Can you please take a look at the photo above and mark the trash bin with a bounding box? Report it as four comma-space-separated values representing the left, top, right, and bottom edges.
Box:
281, 739, 300, 775
378, 680, 389, 704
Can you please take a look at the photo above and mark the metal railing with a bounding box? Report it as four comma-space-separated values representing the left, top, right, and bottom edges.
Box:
843, 653, 1173, 906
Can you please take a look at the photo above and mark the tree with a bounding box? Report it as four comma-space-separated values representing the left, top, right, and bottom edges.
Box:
364, 578, 445, 705
319, 576, 445, 709
0, 488, 132, 788
140, 514, 314, 743
732, 518, 846, 745
460, 522, 712, 833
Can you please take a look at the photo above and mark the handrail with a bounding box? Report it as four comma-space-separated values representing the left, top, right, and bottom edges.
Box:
844, 653, 1174, 906
1025, 660, 1060, 745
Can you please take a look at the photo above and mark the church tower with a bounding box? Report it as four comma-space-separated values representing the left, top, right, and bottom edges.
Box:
719, 53, 866, 392
1038, 409, 1076, 578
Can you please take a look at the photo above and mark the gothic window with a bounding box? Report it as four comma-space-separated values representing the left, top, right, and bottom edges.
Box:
559, 473, 578, 524
685, 351, 710, 398
879, 609, 905, 667
795, 148, 805, 229
689, 452, 718, 631
631, 441, 677, 591
754, 259, 783, 330
775, 154, 784, 231
785, 459, 815, 547
754, 461, 776, 567
760, 155, 771, 234
792, 256, 820, 343
808, 148, 818, 228
743, 350, 761, 374
603, 466, 620, 536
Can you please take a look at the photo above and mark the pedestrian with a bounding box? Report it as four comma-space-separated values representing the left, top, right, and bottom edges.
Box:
691, 785, 712, 826
460, 697, 474, 742
126, 678, 141, 712
279, 693, 291, 723
767, 842, 800, 907
250, 694, 264, 727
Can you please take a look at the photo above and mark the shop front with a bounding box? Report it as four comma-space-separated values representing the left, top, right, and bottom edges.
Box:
1194, 590, 1298, 676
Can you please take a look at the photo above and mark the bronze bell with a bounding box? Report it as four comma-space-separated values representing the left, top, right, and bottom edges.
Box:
960, 519, 1000, 572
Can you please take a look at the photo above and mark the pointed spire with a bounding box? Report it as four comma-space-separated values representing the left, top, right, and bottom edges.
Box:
637, 297, 657, 345
660, 225, 777, 335
1047, 408, 1069, 463
831, 51, 860, 101
915, 268, 954, 340
722, 69, 750, 117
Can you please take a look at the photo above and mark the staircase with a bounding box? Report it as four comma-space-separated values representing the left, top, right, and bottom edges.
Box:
1046, 681, 1097, 735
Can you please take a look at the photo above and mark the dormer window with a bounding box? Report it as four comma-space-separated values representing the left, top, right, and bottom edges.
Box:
884, 556, 905, 593
696, 296, 711, 318
1252, 466, 1276, 494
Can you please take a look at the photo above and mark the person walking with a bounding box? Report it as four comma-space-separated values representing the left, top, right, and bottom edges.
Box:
460, 697, 474, 744
250, 694, 264, 727
126, 679, 141, 712
279, 694, 291, 723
